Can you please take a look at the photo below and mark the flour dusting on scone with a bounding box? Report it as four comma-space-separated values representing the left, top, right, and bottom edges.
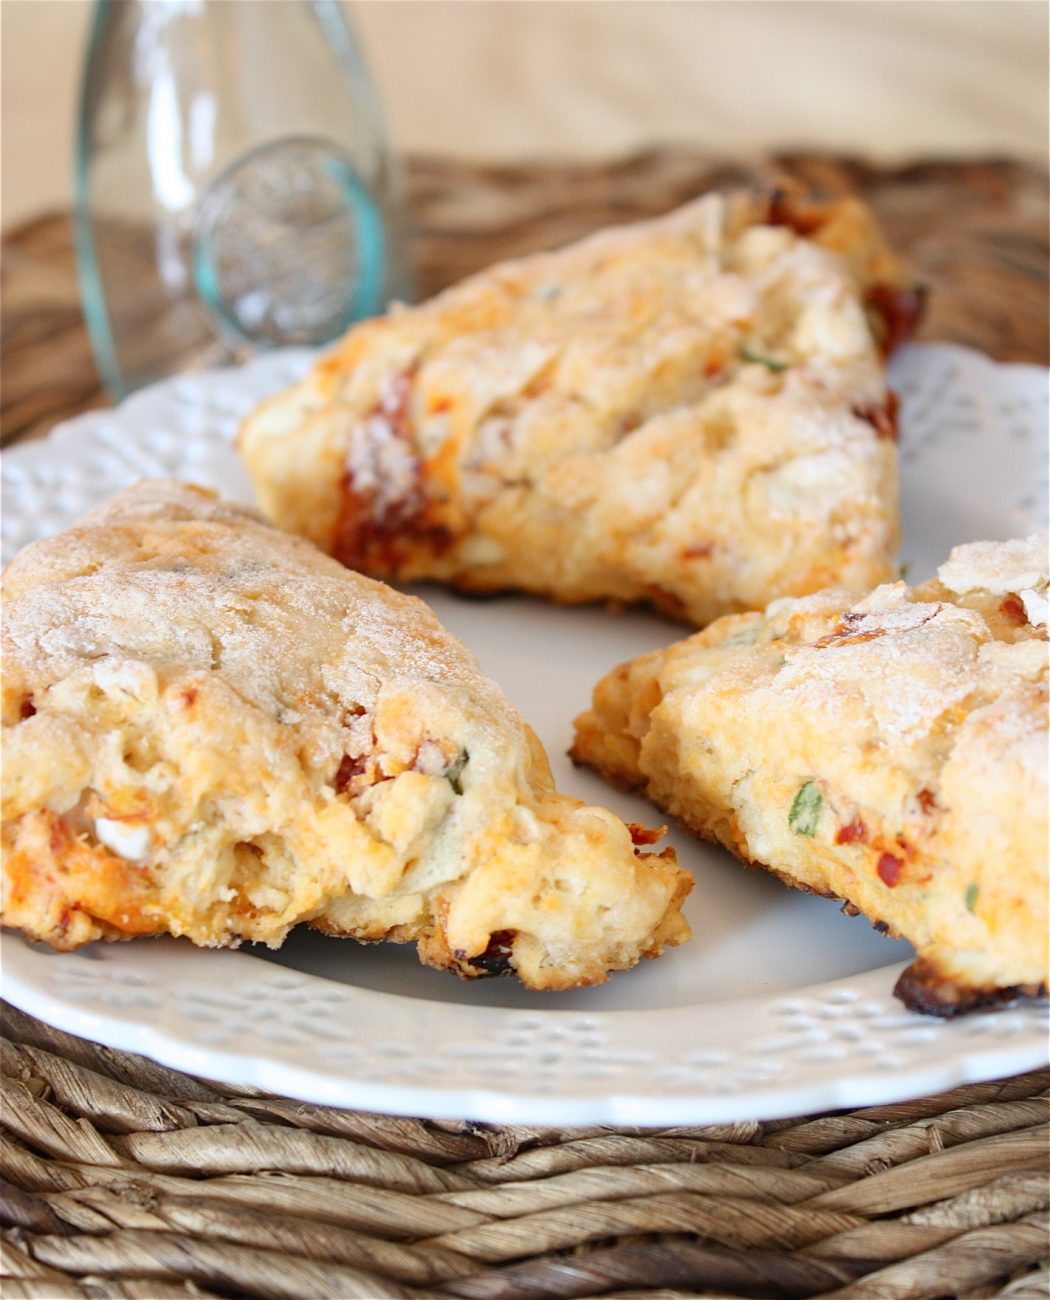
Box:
572, 535, 1048, 1014
240, 187, 916, 625
1, 481, 690, 989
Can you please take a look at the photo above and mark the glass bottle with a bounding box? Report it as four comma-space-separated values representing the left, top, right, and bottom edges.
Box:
75, 0, 411, 398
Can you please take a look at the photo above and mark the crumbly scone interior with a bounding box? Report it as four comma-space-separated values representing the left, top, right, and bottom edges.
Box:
2, 481, 690, 990
572, 535, 1049, 1011
239, 188, 909, 624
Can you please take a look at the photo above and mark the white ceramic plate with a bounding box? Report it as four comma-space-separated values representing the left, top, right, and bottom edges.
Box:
2, 343, 1047, 1124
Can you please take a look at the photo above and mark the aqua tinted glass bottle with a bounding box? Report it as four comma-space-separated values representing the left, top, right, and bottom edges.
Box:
75, 0, 411, 398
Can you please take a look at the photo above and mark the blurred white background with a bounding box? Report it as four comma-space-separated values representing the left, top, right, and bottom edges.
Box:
3, 0, 1047, 231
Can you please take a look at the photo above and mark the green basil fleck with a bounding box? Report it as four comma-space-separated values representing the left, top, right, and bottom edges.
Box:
964, 882, 979, 914
788, 781, 822, 836
446, 750, 468, 795
741, 345, 789, 372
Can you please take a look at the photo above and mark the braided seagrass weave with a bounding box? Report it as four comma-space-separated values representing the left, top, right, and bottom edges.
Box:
1, 1003, 1047, 1299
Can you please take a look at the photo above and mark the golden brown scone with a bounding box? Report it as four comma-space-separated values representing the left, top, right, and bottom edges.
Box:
1, 481, 690, 989
239, 187, 919, 626
572, 535, 1048, 1014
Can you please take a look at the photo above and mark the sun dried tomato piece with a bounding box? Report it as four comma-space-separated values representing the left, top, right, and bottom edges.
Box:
333, 754, 367, 794
331, 366, 456, 573
836, 816, 867, 845
627, 823, 664, 847
877, 852, 903, 887
853, 390, 901, 442
865, 284, 927, 358
333, 472, 455, 575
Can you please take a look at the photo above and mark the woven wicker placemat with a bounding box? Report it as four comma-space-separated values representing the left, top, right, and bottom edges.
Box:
2, 1003, 1047, 1300
2, 151, 1049, 1298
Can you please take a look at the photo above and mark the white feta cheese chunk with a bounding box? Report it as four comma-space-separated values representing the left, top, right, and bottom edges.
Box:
95, 818, 151, 861
1021, 587, 1049, 628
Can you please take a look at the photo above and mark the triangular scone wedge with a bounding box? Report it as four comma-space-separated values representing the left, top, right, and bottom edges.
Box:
2, 481, 690, 989
573, 535, 1048, 1014
239, 187, 918, 626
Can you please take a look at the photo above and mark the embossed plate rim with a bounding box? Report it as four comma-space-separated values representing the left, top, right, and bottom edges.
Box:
4, 940, 1048, 1125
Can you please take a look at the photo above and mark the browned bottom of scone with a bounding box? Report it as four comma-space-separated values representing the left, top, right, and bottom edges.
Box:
307, 915, 523, 981
894, 959, 1048, 1019
311, 845, 692, 991
409, 576, 716, 631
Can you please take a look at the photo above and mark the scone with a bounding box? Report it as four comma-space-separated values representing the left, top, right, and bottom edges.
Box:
572, 535, 1048, 1013
240, 187, 920, 626
1, 481, 690, 989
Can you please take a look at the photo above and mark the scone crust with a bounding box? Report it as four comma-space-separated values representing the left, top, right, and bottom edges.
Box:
2, 481, 690, 989
572, 535, 1049, 1013
240, 187, 913, 625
